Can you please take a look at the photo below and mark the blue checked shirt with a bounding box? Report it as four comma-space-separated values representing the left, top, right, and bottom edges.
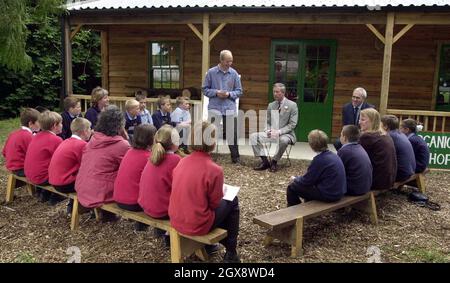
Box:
202, 65, 243, 116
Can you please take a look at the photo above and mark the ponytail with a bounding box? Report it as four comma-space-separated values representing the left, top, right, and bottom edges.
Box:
150, 125, 178, 166
151, 142, 166, 165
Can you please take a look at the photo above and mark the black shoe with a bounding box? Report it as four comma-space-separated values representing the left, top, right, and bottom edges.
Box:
269, 161, 278, 172
48, 194, 65, 206
164, 235, 170, 248
154, 228, 166, 238
39, 190, 50, 203
253, 162, 270, 171
223, 251, 241, 263
205, 244, 220, 255
231, 157, 241, 164
134, 222, 148, 231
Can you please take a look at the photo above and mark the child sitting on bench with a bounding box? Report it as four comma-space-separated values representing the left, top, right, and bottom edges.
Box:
24, 111, 63, 204
49, 117, 92, 213
2, 108, 40, 177
286, 129, 346, 206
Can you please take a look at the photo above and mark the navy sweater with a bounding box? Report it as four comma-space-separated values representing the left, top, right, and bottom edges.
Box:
338, 143, 373, 196
125, 112, 142, 142
152, 110, 176, 130
389, 130, 416, 182
293, 150, 346, 200
59, 111, 83, 140
85, 106, 101, 129
409, 134, 430, 173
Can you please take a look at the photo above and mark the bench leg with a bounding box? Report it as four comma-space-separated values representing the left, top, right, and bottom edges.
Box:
291, 217, 304, 257
170, 228, 183, 263
5, 174, 16, 203
263, 235, 274, 247
71, 196, 80, 231
417, 174, 426, 194
368, 193, 378, 225
195, 248, 209, 262
26, 183, 35, 196
94, 208, 101, 221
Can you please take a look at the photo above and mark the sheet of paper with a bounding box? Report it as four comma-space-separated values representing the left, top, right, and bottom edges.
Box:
223, 184, 240, 201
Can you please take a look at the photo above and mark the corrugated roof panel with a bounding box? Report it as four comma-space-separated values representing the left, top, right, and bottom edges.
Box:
66, 0, 450, 10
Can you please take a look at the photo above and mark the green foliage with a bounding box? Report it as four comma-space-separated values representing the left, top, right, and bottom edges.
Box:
0, 0, 65, 72
403, 247, 450, 263
15, 251, 37, 263
0, 16, 101, 118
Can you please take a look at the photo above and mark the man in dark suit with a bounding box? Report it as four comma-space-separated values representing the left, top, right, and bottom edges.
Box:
334, 87, 374, 150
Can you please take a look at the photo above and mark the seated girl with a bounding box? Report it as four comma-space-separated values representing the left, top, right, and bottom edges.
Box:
168, 121, 241, 263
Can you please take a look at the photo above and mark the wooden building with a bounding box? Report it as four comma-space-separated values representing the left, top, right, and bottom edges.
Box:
65, 0, 450, 141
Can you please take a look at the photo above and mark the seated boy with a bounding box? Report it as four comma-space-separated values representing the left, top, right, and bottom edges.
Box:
337, 125, 373, 196
60, 96, 83, 140
2, 108, 41, 177
287, 130, 346, 206
170, 96, 191, 152
152, 96, 176, 130
381, 115, 416, 182
49, 118, 92, 212
24, 111, 63, 204
124, 99, 142, 142
135, 90, 153, 125
400, 119, 430, 173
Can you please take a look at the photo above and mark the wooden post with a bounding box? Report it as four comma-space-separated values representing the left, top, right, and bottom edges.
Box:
5, 174, 16, 203
291, 217, 304, 257
170, 228, 183, 263
70, 196, 80, 230
380, 13, 395, 115
201, 13, 210, 120
101, 30, 109, 91
63, 16, 73, 96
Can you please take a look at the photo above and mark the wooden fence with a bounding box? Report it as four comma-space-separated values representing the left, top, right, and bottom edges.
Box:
386, 109, 450, 133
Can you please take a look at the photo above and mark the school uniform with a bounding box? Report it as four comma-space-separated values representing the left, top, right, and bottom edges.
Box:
85, 106, 101, 129
24, 131, 62, 185
389, 130, 416, 182
407, 133, 430, 173
139, 108, 153, 125
138, 152, 181, 218
59, 111, 83, 140
152, 110, 176, 130
124, 112, 142, 141
2, 127, 34, 174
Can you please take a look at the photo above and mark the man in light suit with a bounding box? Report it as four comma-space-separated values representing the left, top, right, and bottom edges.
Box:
250, 83, 298, 172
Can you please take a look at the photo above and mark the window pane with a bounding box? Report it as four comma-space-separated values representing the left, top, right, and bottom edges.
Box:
306, 46, 318, 60
318, 46, 330, 60
150, 41, 181, 89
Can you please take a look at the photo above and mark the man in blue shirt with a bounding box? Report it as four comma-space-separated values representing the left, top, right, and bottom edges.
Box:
202, 50, 243, 164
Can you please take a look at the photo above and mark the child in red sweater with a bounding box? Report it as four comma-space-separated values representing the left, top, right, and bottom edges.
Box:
169, 121, 241, 263
24, 111, 63, 204
139, 125, 181, 219
49, 118, 92, 212
114, 124, 156, 230
2, 108, 40, 177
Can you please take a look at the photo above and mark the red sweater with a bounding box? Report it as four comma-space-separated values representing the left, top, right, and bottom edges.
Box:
138, 153, 181, 218
2, 127, 33, 171
168, 151, 223, 235
24, 131, 63, 184
113, 148, 150, 205
48, 136, 87, 186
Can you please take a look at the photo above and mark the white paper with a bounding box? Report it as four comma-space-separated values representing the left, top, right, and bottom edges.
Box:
223, 184, 240, 201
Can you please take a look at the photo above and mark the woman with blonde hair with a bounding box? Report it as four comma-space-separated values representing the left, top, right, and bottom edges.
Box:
359, 108, 397, 190
85, 86, 110, 128
138, 125, 181, 220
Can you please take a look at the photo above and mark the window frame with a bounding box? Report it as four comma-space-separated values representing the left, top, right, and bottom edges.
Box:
148, 40, 183, 89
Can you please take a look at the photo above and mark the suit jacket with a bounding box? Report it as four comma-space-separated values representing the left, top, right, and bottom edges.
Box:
342, 102, 374, 126
266, 98, 298, 144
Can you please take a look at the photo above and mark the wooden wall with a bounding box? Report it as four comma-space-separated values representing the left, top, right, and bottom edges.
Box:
104, 23, 450, 138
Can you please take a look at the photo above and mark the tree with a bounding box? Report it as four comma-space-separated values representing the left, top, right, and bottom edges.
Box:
0, 0, 64, 72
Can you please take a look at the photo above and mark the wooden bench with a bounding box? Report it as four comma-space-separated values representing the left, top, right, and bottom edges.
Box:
392, 169, 429, 193
93, 203, 228, 263
253, 192, 378, 257
5, 173, 80, 230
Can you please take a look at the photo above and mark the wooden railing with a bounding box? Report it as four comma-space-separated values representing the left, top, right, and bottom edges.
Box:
386, 109, 450, 132
72, 94, 203, 122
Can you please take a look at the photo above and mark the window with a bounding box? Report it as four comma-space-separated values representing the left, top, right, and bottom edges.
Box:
149, 41, 181, 89
436, 44, 450, 111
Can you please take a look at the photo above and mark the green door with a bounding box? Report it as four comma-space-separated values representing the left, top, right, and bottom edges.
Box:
270, 40, 336, 141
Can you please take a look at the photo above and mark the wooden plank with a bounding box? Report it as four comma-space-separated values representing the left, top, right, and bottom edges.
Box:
187, 23, 203, 41
393, 24, 414, 44
101, 30, 109, 91
209, 23, 227, 42
179, 228, 227, 245
396, 13, 450, 25
386, 109, 450, 117
253, 194, 371, 230
5, 174, 16, 203
201, 13, 210, 117
70, 25, 83, 41
71, 195, 80, 230
379, 12, 395, 115
366, 24, 385, 44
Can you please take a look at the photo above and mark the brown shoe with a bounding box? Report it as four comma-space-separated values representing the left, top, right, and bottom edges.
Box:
253, 162, 270, 171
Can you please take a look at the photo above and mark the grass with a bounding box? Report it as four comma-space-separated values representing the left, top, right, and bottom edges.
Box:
14, 252, 37, 263
403, 247, 450, 263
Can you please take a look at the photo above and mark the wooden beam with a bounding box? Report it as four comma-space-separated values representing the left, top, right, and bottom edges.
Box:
366, 24, 385, 44
209, 23, 227, 42
393, 24, 414, 44
431, 42, 445, 110
187, 23, 203, 41
63, 17, 73, 96
380, 13, 395, 115
396, 13, 450, 25
101, 30, 109, 91
201, 13, 210, 119
70, 25, 83, 41
71, 13, 203, 25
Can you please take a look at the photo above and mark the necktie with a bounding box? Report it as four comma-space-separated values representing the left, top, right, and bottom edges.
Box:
278, 102, 281, 113
353, 107, 358, 125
